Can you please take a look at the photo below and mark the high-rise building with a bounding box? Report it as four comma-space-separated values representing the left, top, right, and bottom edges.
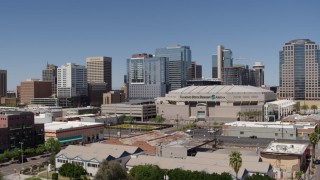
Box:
0, 70, 7, 97
57, 63, 87, 98
127, 54, 168, 99
252, 62, 265, 87
20, 79, 52, 105
86, 57, 112, 106
42, 64, 58, 96
212, 45, 233, 79
86, 56, 112, 91
155, 45, 191, 91
189, 61, 202, 80
222, 65, 250, 85
279, 39, 320, 100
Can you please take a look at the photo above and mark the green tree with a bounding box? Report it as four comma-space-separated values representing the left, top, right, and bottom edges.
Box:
94, 160, 128, 180
35, 144, 46, 154
11, 148, 20, 159
152, 115, 165, 123
0, 171, 3, 180
3, 150, 12, 159
301, 104, 309, 114
24, 147, 35, 155
309, 132, 319, 163
311, 105, 318, 114
229, 151, 242, 180
130, 164, 164, 180
295, 171, 303, 179
0, 154, 6, 162
294, 102, 301, 112
124, 115, 134, 123
58, 163, 87, 179
45, 138, 61, 154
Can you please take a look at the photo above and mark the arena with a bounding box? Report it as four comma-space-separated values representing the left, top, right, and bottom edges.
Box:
156, 85, 276, 122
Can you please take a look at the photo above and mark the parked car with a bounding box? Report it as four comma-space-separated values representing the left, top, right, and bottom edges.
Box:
208, 128, 216, 133
314, 159, 320, 165
185, 129, 192, 133
249, 135, 257, 139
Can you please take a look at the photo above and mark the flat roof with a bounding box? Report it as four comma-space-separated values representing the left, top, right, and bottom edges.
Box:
262, 142, 308, 155
170, 85, 273, 94
225, 121, 316, 129
45, 121, 103, 131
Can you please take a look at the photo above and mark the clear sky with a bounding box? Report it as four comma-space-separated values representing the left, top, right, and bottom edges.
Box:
1, 0, 319, 90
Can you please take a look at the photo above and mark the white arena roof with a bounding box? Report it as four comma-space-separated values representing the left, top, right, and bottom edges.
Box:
225, 121, 317, 129
170, 85, 273, 94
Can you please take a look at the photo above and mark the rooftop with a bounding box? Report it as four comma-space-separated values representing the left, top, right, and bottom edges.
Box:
225, 121, 316, 129
56, 143, 143, 162
262, 142, 308, 155
45, 121, 103, 131
170, 85, 273, 94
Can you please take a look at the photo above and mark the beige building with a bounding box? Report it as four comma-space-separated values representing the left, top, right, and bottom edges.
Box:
156, 85, 276, 122
101, 100, 156, 121
103, 90, 125, 104
86, 56, 112, 91
260, 142, 308, 179
45, 121, 104, 146
20, 79, 52, 105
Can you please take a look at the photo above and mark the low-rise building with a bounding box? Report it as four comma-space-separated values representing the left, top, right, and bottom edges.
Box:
45, 121, 104, 146
0, 111, 44, 152
223, 121, 316, 140
101, 100, 156, 121
55, 143, 143, 176
260, 142, 308, 179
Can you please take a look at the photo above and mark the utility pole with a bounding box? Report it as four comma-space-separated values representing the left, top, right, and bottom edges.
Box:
19, 142, 24, 172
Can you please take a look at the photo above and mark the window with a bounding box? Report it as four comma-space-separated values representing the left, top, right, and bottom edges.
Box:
240, 131, 244, 134
275, 133, 278, 136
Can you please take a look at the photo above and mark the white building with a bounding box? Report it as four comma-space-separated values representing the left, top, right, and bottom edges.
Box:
56, 143, 143, 177
223, 121, 316, 140
57, 63, 87, 98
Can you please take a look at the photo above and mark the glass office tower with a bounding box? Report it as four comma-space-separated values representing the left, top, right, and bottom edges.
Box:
279, 39, 320, 100
155, 45, 191, 91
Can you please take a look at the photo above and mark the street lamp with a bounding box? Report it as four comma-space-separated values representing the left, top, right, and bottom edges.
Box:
19, 142, 24, 172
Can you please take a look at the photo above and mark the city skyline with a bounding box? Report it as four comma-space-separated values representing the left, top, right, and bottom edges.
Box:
1, 0, 319, 90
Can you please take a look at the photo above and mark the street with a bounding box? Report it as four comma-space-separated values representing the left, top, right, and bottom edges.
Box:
0, 156, 48, 176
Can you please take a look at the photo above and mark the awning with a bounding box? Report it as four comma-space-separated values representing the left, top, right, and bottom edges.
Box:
58, 135, 83, 143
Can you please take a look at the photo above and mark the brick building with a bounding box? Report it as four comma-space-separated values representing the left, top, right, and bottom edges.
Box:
0, 111, 44, 153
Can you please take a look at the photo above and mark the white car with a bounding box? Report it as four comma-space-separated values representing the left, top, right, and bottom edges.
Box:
185, 129, 192, 133
208, 128, 216, 133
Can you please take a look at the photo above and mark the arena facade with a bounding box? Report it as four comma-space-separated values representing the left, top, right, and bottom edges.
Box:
156, 85, 276, 122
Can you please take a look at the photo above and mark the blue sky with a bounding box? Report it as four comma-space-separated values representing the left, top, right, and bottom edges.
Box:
1, 0, 320, 90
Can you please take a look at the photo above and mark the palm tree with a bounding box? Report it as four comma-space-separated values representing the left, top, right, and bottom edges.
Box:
301, 104, 309, 114
229, 151, 242, 180
311, 105, 318, 114
309, 132, 319, 164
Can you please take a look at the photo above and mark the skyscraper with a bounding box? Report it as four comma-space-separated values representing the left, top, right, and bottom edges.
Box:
57, 63, 87, 98
189, 61, 202, 80
279, 39, 320, 100
86, 56, 112, 91
42, 64, 57, 96
86, 56, 112, 106
127, 54, 168, 99
0, 70, 7, 97
155, 45, 191, 91
212, 45, 233, 79
223, 65, 250, 85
